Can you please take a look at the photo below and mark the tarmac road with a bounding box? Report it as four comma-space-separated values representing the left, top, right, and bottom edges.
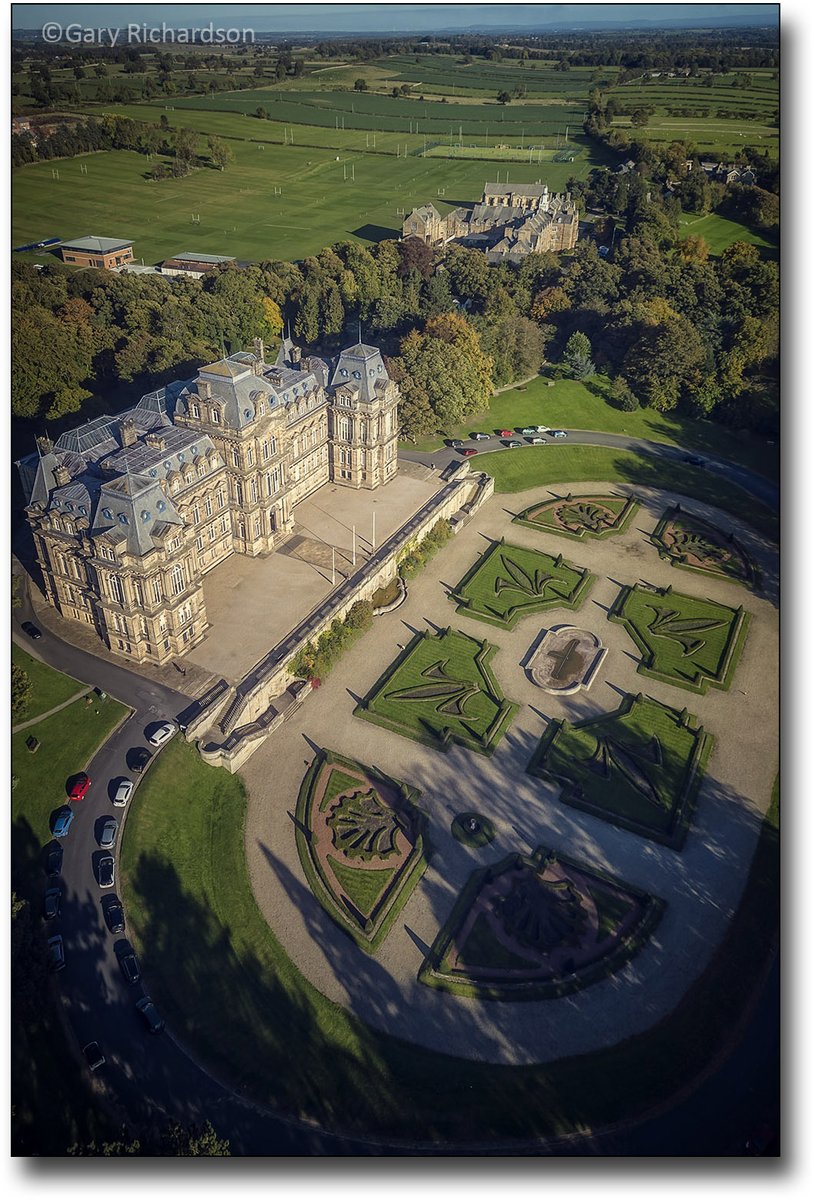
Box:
399, 429, 779, 514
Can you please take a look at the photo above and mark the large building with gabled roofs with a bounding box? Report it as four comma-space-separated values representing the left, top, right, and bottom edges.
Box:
402, 182, 578, 262
17, 336, 399, 665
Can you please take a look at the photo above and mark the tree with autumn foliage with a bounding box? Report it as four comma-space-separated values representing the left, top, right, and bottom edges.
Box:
397, 311, 493, 439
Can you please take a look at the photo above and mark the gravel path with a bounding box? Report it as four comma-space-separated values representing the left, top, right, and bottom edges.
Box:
240, 482, 778, 1066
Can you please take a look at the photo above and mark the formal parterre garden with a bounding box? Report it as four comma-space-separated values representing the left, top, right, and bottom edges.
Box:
355, 627, 518, 756
514, 493, 640, 542
609, 584, 750, 695
419, 846, 664, 1001
527, 693, 713, 849
650, 505, 761, 589
452, 539, 594, 630
294, 749, 429, 952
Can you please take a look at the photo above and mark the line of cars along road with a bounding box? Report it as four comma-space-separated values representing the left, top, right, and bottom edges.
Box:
447, 427, 569, 456
43, 716, 179, 1065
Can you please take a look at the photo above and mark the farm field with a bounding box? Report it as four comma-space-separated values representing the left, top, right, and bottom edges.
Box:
12, 137, 601, 263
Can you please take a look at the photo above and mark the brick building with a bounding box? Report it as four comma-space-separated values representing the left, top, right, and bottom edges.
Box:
59, 236, 134, 270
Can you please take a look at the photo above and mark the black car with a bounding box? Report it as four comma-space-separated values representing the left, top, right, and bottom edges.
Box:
102, 896, 125, 935
684, 454, 706, 468
115, 941, 141, 986
131, 747, 151, 774
45, 842, 63, 877
43, 886, 62, 921
136, 996, 165, 1035
21, 621, 42, 640
82, 1041, 105, 1071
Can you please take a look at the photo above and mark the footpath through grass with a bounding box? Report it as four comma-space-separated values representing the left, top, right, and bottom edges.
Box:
408, 374, 777, 482
120, 738, 780, 1145
477, 444, 779, 543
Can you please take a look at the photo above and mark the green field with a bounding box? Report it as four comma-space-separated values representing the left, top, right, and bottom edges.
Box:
12, 136, 600, 264
408, 373, 778, 482
12, 642, 86, 721
678, 211, 778, 257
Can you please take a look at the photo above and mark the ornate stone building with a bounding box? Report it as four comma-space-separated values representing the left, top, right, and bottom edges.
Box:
17, 337, 400, 665
402, 182, 579, 262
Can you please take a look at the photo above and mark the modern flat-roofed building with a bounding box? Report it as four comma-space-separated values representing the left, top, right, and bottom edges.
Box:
59, 236, 134, 270
160, 252, 239, 278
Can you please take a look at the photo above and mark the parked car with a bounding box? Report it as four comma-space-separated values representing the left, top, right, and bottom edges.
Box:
684, 454, 706, 468
102, 896, 125, 935
98, 817, 119, 850
45, 842, 63, 877
148, 722, 176, 748
52, 807, 75, 838
461, 448, 479, 457
47, 934, 65, 972
68, 772, 91, 801
550, 430, 568, 439
82, 1042, 105, 1071
499, 429, 514, 438
504, 440, 522, 448
131, 748, 151, 774
520, 427, 539, 436
97, 854, 115, 889
113, 778, 133, 807
535, 425, 550, 433
116, 942, 141, 986
448, 439, 464, 447
471, 432, 490, 441
21, 621, 42, 640
43, 886, 62, 921
136, 996, 165, 1035
527, 436, 546, 444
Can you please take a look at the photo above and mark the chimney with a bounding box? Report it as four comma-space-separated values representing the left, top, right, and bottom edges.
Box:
253, 337, 265, 366
199, 380, 212, 400
144, 432, 166, 452
290, 345, 302, 365
36, 435, 53, 456
54, 464, 71, 487
120, 416, 138, 447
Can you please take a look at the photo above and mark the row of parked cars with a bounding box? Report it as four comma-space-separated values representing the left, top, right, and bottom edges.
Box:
43, 721, 179, 1060
448, 427, 569, 456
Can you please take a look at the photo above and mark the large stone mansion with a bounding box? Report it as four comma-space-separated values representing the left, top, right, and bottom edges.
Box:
402, 182, 579, 263
17, 337, 399, 666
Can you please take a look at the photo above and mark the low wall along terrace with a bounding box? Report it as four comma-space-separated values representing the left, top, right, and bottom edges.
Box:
193, 472, 494, 771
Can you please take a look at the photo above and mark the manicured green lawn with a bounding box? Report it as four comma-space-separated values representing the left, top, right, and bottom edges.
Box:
408, 374, 777, 483
356, 628, 518, 755
610, 584, 749, 695
514, 492, 638, 540
119, 736, 778, 1144
477, 444, 779, 542
12, 641, 86, 722
678, 211, 778, 258
12, 695, 129, 893
453, 539, 592, 630
528, 693, 712, 848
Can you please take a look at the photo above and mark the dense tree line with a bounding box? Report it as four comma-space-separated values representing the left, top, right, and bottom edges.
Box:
12, 162, 778, 441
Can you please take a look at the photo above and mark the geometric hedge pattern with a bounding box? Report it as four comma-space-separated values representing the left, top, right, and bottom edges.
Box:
514, 492, 640, 541
452, 539, 594, 630
650, 505, 761, 590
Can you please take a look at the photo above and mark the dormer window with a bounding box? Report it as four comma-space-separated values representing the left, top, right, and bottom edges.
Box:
78, 505, 87, 516
244, 409, 252, 420
191, 403, 200, 418
353, 370, 361, 380
141, 510, 151, 522
149, 468, 158, 478
156, 499, 167, 513
211, 409, 221, 424
164, 460, 173, 470
102, 507, 113, 520
340, 368, 348, 377
118, 513, 129, 525
65, 502, 74, 511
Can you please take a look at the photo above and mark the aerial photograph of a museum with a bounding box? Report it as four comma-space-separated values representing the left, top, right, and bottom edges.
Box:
10, 0, 779, 1160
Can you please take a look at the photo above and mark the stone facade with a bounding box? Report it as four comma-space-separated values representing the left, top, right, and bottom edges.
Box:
17, 337, 399, 666
402, 182, 578, 262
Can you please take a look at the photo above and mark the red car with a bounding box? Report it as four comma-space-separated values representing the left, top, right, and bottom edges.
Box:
461, 448, 479, 457
500, 429, 514, 438
68, 772, 91, 801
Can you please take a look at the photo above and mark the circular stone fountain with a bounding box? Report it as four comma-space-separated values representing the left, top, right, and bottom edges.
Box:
527, 626, 607, 695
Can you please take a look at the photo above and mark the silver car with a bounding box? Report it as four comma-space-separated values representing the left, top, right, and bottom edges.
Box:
113, 778, 133, 807
148, 722, 176, 747
99, 818, 119, 850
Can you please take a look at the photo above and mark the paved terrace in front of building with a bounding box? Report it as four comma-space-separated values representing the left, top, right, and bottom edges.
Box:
184, 463, 437, 682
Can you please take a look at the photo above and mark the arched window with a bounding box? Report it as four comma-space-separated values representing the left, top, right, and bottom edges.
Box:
171, 563, 184, 596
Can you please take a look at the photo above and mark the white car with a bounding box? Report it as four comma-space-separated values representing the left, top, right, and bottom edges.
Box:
148, 722, 176, 748
113, 778, 133, 807
535, 425, 550, 433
